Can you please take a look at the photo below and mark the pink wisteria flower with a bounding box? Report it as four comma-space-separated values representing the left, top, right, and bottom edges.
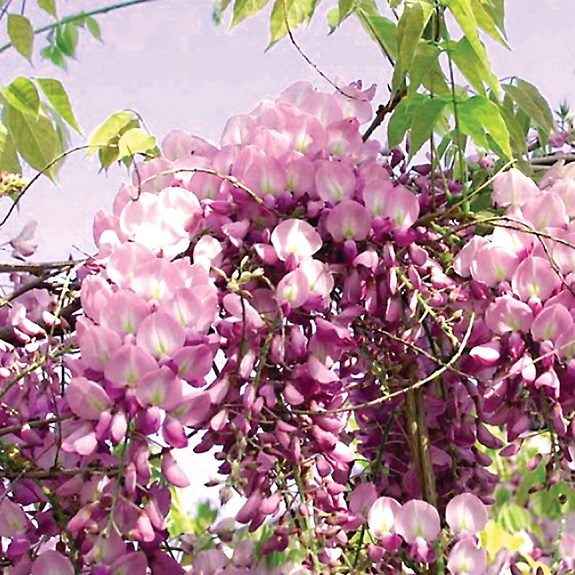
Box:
445, 493, 488, 536
271, 218, 322, 262
447, 539, 487, 575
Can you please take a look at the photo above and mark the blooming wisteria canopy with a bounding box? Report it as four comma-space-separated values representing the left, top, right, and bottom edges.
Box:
3, 79, 575, 574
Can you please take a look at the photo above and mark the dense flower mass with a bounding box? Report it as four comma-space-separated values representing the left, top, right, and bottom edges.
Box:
3, 80, 575, 574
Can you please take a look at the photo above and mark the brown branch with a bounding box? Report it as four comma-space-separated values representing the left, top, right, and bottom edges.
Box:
362, 87, 408, 142
0, 260, 80, 275
530, 153, 575, 166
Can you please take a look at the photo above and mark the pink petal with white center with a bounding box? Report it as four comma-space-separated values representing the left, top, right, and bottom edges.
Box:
167, 286, 218, 333
100, 290, 149, 336
80, 275, 113, 323
381, 185, 419, 229
469, 341, 500, 366
523, 191, 568, 230
106, 243, 156, 289
172, 345, 214, 384
326, 200, 372, 242
315, 160, 355, 203
289, 114, 327, 154
132, 157, 175, 194
277, 270, 310, 308
531, 303, 573, 343
447, 539, 487, 575
470, 244, 520, 286
105, 344, 158, 388
220, 113, 255, 146
368, 496, 401, 539
193, 235, 223, 270
158, 185, 202, 236
78, 325, 121, 372
446, 493, 488, 535
132, 257, 184, 303
136, 365, 183, 410
61, 421, 97, 455
453, 236, 489, 277
271, 218, 322, 262
31, 551, 74, 575
285, 154, 315, 197
485, 295, 534, 334
299, 258, 334, 298
252, 126, 292, 157
161, 129, 195, 160
172, 389, 212, 427
242, 156, 287, 198
363, 180, 393, 217
491, 167, 539, 207
137, 312, 185, 359
326, 117, 363, 157
119, 192, 159, 237
512, 256, 561, 301
395, 499, 440, 543
67, 377, 112, 420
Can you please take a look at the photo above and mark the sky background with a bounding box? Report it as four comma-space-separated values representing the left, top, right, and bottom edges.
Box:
1, 0, 574, 261
1, 0, 575, 509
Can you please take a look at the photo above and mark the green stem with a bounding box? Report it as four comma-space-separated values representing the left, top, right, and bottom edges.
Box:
0, 0, 159, 56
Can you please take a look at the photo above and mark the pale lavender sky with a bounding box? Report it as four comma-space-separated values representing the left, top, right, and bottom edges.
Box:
1, 0, 574, 261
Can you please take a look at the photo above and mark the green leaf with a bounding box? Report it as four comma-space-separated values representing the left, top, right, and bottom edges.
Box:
359, 13, 397, 61
232, 0, 271, 26
457, 95, 512, 158
88, 111, 136, 155
338, 0, 355, 21
409, 96, 448, 156
502, 79, 554, 134
269, 0, 314, 44
3, 105, 59, 177
498, 103, 527, 157
7, 14, 34, 62
449, 37, 500, 96
387, 93, 426, 148
392, 1, 433, 92
444, 0, 492, 78
36, 78, 81, 133
98, 143, 119, 171
497, 502, 532, 533
55, 23, 79, 58
0, 122, 21, 174
85, 16, 102, 40
408, 42, 440, 95
213, 0, 233, 24
37, 0, 56, 17
327, 6, 340, 30
470, 0, 508, 47
41, 45, 67, 69
2, 77, 40, 117
485, 0, 505, 36
117, 128, 156, 160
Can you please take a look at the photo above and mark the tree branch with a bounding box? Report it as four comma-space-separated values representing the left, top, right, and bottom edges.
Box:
362, 87, 407, 142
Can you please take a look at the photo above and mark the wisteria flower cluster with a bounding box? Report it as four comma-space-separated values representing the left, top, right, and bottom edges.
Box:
3, 79, 575, 575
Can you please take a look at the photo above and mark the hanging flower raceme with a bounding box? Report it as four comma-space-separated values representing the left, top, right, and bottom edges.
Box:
6, 75, 575, 575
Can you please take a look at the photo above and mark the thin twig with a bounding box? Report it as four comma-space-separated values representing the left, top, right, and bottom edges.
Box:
0, 0, 159, 56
